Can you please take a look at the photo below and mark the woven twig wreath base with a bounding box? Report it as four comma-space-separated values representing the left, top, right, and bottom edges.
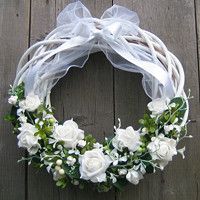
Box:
6, 1, 191, 192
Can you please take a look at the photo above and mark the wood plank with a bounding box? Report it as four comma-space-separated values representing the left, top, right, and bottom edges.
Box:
0, 0, 30, 199
195, 0, 200, 86
54, 1, 115, 199
28, 0, 116, 199
113, 0, 200, 200
27, 1, 60, 200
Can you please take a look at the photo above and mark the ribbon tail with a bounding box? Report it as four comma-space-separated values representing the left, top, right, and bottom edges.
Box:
101, 39, 175, 99
24, 36, 95, 99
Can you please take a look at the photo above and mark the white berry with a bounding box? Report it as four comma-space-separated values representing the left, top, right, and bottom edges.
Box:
59, 169, 65, 175
56, 159, 63, 166
55, 165, 61, 171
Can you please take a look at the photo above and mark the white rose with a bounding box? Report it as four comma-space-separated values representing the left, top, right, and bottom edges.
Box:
8, 95, 18, 105
19, 93, 41, 112
52, 119, 84, 149
112, 126, 141, 152
79, 149, 112, 183
147, 98, 169, 115
126, 169, 143, 185
17, 123, 40, 155
147, 134, 177, 169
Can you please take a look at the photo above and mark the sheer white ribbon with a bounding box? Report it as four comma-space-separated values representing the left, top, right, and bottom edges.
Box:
14, 1, 184, 102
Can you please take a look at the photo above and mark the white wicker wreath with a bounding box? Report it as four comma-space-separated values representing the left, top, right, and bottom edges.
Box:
6, 2, 192, 192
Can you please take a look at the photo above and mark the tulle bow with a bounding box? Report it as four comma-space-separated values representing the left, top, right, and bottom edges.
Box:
18, 1, 175, 100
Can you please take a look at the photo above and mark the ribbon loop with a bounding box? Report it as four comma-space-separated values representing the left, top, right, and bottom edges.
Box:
57, 1, 92, 26
101, 4, 140, 25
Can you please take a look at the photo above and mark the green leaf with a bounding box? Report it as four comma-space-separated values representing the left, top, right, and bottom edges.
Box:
149, 127, 156, 133
35, 130, 47, 140
97, 182, 112, 192
139, 119, 145, 125
140, 153, 152, 161
145, 163, 154, 173
56, 179, 67, 188
4, 106, 20, 133
82, 133, 96, 151
140, 154, 154, 174
113, 179, 128, 191
138, 113, 157, 135
62, 165, 80, 179
170, 97, 187, 123
56, 181, 63, 187
4, 114, 16, 122
13, 82, 25, 100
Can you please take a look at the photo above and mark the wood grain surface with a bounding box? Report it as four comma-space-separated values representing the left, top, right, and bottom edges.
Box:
0, 0, 199, 200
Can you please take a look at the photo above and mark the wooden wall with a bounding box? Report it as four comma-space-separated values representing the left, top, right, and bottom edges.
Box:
0, 0, 199, 199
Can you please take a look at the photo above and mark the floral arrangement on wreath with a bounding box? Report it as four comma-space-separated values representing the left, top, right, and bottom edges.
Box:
6, 2, 192, 192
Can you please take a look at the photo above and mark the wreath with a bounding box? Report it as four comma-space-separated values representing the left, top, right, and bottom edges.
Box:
6, 2, 192, 192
